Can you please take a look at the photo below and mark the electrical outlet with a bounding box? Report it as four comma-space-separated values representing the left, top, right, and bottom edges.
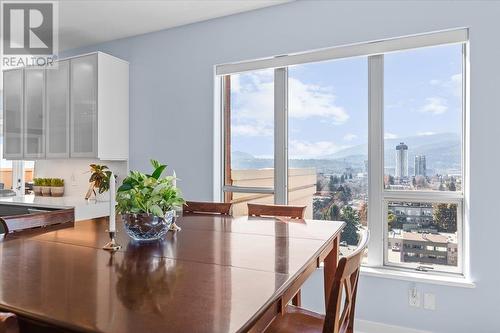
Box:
408, 287, 421, 307
71, 173, 77, 186
424, 293, 436, 310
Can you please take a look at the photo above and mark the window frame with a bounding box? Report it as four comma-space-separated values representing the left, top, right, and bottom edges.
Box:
215, 28, 469, 277
383, 198, 464, 275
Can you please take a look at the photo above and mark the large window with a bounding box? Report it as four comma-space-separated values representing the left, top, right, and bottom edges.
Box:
217, 29, 468, 275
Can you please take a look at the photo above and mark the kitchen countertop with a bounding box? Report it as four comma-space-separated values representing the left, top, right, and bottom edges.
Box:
0, 195, 110, 221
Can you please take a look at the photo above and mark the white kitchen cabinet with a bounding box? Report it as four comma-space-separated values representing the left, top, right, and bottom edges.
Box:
69, 53, 128, 160
3, 69, 24, 160
24, 69, 45, 159
1, 52, 129, 161
70, 54, 98, 158
46, 60, 70, 159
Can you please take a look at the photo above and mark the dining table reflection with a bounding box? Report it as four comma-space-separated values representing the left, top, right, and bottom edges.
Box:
114, 241, 179, 314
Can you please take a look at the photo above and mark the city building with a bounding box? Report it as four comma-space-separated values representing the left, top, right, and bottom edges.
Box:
389, 201, 434, 226
395, 142, 408, 179
388, 232, 458, 266
414, 155, 427, 176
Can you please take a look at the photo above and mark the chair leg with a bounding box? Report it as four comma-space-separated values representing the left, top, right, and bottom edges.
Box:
292, 290, 302, 306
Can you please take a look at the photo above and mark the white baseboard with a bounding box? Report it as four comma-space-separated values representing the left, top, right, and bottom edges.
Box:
355, 319, 433, 333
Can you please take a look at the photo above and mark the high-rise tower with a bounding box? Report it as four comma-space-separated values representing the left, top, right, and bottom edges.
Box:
414, 155, 427, 177
395, 142, 408, 179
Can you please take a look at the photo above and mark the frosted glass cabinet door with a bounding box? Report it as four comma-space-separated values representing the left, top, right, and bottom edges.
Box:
24, 69, 45, 159
70, 54, 97, 157
46, 60, 70, 158
3, 69, 24, 159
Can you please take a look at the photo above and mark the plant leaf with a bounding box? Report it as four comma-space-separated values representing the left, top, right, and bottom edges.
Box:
151, 165, 167, 180
150, 204, 163, 217
118, 183, 133, 192
150, 159, 161, 169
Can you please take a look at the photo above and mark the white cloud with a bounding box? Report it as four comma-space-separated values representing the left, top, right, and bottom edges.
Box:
231, 71, 349, 126
231, 71, 275, 125
288, 78, 349, 123
384, 132, 398, 139
419, 97, 448, 115
429, 73, 462, 97
450, 73, 462, 97
232, 124, 272, 137
343, 133, 357, 141
289, 140, 343, 158
417, 131, 436, 136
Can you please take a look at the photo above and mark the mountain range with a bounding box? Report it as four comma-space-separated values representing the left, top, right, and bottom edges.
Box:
232, 133, 461, 175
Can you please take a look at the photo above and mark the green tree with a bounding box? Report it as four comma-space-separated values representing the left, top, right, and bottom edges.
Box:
328, 176, 337, 192
412, 177, 417, 188
439, 182, 446, 191
432, 203, 457, 232
340, 174, 345, 183
340, 206, 360, 246
335, 185, 351, 204
324, 203, 341, 221
448, 179, 456, 191
316, 179, 322, 192
387, 211, 396, 230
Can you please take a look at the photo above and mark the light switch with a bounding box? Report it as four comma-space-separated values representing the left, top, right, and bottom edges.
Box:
408, 287, 421, 307
424, 293, 436, 310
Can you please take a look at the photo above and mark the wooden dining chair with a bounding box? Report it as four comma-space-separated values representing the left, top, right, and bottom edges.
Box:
183, 201, 232, 215
0, 312, 19, 333
247, 203, 306, 219
265, 231, 370, 333
0, 208, 75, 236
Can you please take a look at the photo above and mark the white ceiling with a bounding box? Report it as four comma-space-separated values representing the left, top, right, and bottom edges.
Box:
57, 0, 289, 51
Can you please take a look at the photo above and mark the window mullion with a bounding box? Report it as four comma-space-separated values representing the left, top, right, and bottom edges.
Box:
274, 67, 288, 205
367, 55, 384, 266
383, 190, 463, 202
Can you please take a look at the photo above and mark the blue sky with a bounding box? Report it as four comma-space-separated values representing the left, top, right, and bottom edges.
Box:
230, 44, 462, 159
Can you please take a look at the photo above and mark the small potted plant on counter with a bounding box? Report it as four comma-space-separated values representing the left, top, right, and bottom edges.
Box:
33, 178, 43, 196
50, 178, 65, 197
86, 164, 112, 201
41, 178, 52, 196
116, 160, 184, 241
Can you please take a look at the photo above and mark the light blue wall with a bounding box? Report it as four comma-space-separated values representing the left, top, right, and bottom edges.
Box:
63, 1, 500, 331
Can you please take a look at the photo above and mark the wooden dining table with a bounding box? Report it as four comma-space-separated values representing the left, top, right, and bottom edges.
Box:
0, 214, 344, 333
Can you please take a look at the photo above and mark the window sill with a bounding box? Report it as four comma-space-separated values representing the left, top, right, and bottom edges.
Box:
360, 266, 475, 288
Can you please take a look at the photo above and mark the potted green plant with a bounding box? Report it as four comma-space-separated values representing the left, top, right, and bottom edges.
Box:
87, 164, 112, 201
116, 160, 184, 241
41, 178, 52, 196
33, 178, 43, 196
50, 178, 65, 197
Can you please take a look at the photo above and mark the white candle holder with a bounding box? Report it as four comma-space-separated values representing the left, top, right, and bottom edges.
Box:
169, 208, 182, 232
103, 231, 122, 251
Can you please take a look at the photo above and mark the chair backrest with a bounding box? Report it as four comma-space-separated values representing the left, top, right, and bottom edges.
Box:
322, 231, 369, 333
0, 208, 75, 235
183, 201, 232, 215
247, 203, 306, 219
0, 312, 19, 333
